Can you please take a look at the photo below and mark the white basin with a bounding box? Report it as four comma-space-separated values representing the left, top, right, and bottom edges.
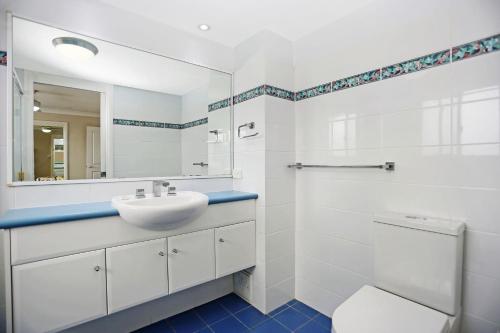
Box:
112, 191, 209, 230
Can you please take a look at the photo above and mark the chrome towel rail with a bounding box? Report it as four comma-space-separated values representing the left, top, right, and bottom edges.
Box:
288, 162, 395, 171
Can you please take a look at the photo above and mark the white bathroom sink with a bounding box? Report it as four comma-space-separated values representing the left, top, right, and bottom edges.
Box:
112, 191, 209, 230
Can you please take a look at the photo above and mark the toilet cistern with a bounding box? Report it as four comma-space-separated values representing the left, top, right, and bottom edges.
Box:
152, 180, 169, 197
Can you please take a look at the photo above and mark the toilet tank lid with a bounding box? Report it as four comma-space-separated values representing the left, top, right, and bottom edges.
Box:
374, 212, 465, 236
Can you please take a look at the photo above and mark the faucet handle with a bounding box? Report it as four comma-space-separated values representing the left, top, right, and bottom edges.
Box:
135, 188, 145, 198
168, 186, 177, 196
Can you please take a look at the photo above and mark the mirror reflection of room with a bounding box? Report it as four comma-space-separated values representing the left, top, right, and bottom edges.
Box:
11, 17, 232, 183
32, 84, 101, 181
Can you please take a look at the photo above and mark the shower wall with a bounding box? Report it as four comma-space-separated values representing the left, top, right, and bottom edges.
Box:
293, 1, 500, 332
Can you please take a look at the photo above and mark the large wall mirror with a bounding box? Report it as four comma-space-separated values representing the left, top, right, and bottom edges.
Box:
10, 17, 232, 183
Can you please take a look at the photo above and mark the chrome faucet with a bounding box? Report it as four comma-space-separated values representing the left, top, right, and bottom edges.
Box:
152, 180, 169, 197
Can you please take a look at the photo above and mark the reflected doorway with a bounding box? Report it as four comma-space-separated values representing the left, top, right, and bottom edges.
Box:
33, 83, 101, 181
33, 121, 66, 180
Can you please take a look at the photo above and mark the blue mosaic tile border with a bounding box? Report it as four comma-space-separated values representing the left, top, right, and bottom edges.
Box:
233, 85, 266, 104
381, 49, 450, 79
452, 33, 500, 62
231, 84, 295, 105
182, 117, 208, 129
264, 84, 295, 101
295, 83, 332, 101
332, 69, 380, 91
208, 98, 231, 112
113, 118, 207, 130
291, 33, 499, 102
0, 51, 6, 66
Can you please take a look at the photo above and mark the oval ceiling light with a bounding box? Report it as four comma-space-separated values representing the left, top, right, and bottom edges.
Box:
52, 37, 98, 60
41, 127, 52, 134
33, 100, 41, 112
198, 24, 210, 31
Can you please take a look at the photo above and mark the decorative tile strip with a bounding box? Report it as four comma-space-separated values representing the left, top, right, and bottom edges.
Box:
164, 123, 183, 129
381, 49, 450, 80
208, 98, 231, 112
233, 85, 266, 104
113, 118, 165, 128
182, 117, 208, 129
295, 83, 332, 101
332, 69, 381, 92
113, 118, 207, 130
0, 51, 7, 66
452, 34, 500, 62
264, 85, 295, 101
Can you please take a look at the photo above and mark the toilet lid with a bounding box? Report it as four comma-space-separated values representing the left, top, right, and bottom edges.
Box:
332, 286, 450, 333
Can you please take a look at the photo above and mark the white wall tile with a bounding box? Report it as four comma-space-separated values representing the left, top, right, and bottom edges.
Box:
296, 254, 369, 299
297, 204, 373, 245
267, 229, 294, 262
13, 184, 91, 208
265, 178, 294, 206
381, 106, 452, 148
463, 272, 500, 325
295, 277, 345, 317
450, 0, 500, 45
266, 255, 294, 287
89, 181, 153, 201
265, 203, 294, 234
461, 314, 500, 333
266, 278, 294, 311
464, 231, 500, 280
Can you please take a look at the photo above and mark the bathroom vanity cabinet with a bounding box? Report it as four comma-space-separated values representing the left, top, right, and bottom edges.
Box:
0, 197, 257, 333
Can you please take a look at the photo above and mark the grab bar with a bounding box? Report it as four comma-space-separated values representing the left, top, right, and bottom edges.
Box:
288, 162, 395, 171
238, 122, 259, 139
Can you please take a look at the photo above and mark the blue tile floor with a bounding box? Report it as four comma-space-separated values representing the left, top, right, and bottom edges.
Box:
134, 293, 332, 333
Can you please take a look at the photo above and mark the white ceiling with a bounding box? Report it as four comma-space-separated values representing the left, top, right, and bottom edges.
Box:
97, 0, 375, 47
34, 83, 100, 115
13, 18, 230, 96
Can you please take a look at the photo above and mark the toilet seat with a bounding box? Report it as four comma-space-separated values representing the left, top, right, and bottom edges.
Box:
332, 285, 451, 333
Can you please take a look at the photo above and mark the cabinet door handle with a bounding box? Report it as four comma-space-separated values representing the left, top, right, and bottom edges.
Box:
94, 265, 101, 272
171, 249, 178, 254
158, 251, 165, 256
219, 238, 224, 243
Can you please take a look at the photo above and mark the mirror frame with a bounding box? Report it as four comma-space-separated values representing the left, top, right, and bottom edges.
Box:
6, 13, 234, 186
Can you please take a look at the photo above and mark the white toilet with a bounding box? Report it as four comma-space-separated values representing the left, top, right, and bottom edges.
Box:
332, 212, 465, 333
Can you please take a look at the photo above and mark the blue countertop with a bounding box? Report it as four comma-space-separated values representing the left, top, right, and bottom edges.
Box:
0, 191, 258, 229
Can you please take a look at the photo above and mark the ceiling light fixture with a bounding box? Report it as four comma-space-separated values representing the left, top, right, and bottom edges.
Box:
41, 127, 52, 134
33, 100, 41, 112
198, 24, 210, 31
52, 37, 99, 60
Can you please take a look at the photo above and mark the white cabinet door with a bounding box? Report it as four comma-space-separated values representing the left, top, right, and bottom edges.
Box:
168, 229, 215, 293
12, 250, 107, 333
106, 238, 168, 313
215, 221, 256, 278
